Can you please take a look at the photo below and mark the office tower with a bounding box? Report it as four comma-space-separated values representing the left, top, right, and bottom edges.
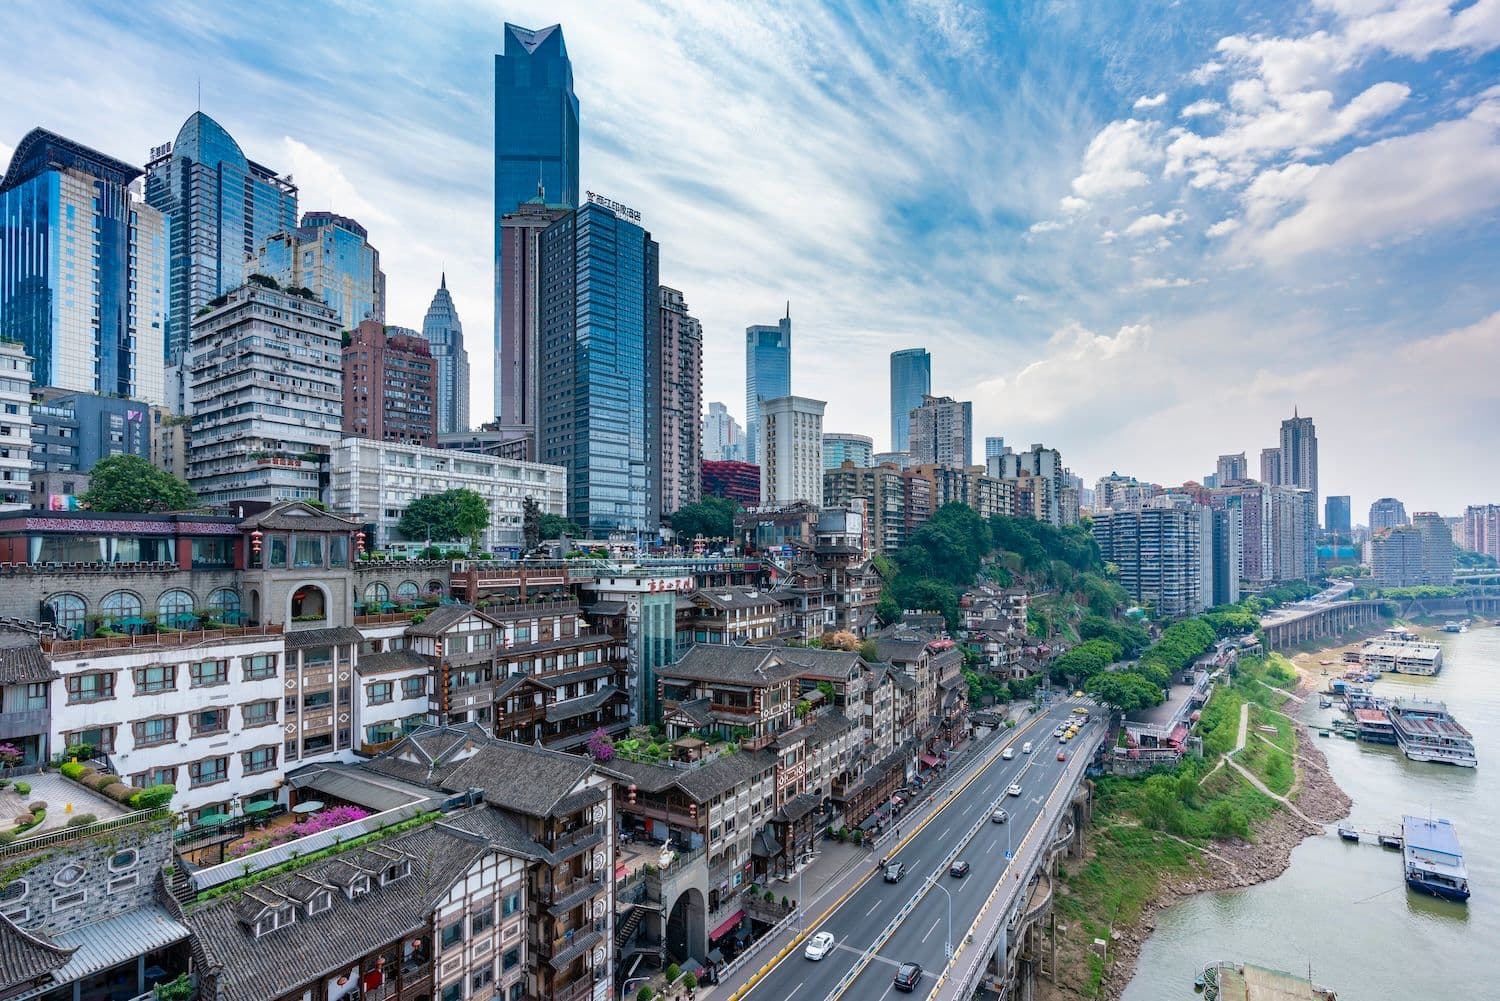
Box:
1325, 495, 1352, 536
1204, 473, 1219, 489
187, 283, 342, 504
421, 274, 470, 436
539, 199, 658, 535
1278, 409, 1319, 523
0, 342, 32, 510
703, 402, 744, 462
889, 348, 931, 453
1369, 497, 1408, 533
145, 111, 298, 363
1413, 511, 1455, 585
1259, 447, 1282, 486
908, 394, 972, 468
985, 436, 1006, 461
1216, 452, 1248, 484
1, 128, 166, 403
759, 395, 825, 507
822, 432, 874, 469
341, 320, 437, 446
496, 196, 571, 448
252, 211, 385, 327
745, 308, 791, 464
1211, 506, 1243, 606
1091, 500, 1206, 617
658, 287, 702, 515
1463, 504, 1500, 559
30, 389, 150, 504
993, 443, 1064, 525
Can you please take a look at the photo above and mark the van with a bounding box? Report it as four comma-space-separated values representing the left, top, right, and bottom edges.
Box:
1022, 741, 1033, 754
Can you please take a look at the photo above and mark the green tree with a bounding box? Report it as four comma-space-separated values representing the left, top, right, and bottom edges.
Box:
398, 488, 490, 550
80, 455, 197, 513
522, 496, 542, 551
671, 495, 738, 543
1049, 638, 1123, 685
538, 513, 582, 539
1085, 670, 1163, 712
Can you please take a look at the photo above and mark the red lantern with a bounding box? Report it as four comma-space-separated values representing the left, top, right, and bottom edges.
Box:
250, 529, 263, 555
627, 784, 637, 805
354, 531, 367, 554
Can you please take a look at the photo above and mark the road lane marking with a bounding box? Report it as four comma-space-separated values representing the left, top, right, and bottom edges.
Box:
866, 900, 882, 917
922, 917, 941, 943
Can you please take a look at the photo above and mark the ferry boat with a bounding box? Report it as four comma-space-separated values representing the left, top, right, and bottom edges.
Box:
1402, 815, 1470, 902
1386, 699, 1478, 767
1352, 708, 1396, 744
1442, 619, 1470, 633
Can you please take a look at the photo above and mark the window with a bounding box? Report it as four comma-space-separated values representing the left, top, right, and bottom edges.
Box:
193, 540, 234, 568
441, 984, 462, 1001
268, 536, 287, 568
473, 632, 493, 651
67, 672, 114, 703
190, 659, 228, 687
440, 920, 464, 949
472, 908, 496, 935
502, 892, 520, 917
53, 891, 86, 911
472, 968, 495, 991
157, 589, 195, 622
43, 593, 86, 635
191, 708, 228, 736
303, 690, 332, 710
366, 681, 393, 705
364, 582, 390, 604
329, 534, 349, 566
130, 766, 176, 788
0, 880, 26, 903
132, 716, 176, 747
401, 676, 424, 700
305, 890, 332, 916
109, 850, 137, 871
243, 653, 277, 680
99, 590, 142, 624
133, 664, 175, 694
502, 947, 520, 970
243, 746, 276, 774
107, 873, 138, 894
365, 721, 399, 744
243, 700, 277, 728
189, 757, 228, 787
396, 581, 419, 602
291, 584, 326, 620
293, 536, 323, 567
303, 733, 333, 754
22, 683, 45, 710
54, 864, 86, 887
208, 587, 241, 616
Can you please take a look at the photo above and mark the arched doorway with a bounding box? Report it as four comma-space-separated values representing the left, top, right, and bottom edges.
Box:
291, 584, 327, 622
665, 887, 706, 964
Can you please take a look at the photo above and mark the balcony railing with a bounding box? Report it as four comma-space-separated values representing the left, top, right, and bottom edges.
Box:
549, 825, 605, 859
0, 708, 49, 739
548, 873, 605, 915
42, 623, 283, 655
542, 922, 606, 969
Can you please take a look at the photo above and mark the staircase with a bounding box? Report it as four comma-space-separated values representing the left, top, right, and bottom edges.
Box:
615, 904, 644, 948
165, 864, 195, 905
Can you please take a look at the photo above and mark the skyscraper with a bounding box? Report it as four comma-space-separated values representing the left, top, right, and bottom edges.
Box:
1278, 409, 1319, 524
984, 436, 1006, 461
889, 348, 931, 453
658, 287, 702, 516
822, 432, 874, 469
496, 195, 571, 448
703, 402, 744, 462
759, 396, 825, 507
1369, 497, 1408, 533
252, 211, 385, 327
422, 274, 470, 435
1462, 504, 1500, 560
1412, 511, 1455, 585
1325, 495, 1352, 536
745, 309, 791, 464
1259, 447, 1282, 486
145, 111, 298, 363
909, 395, 973, 467
1091, 500, 1207, 617
539, 199, 658, 535
1216, 452, 1248, 484
1, 128, 167, 404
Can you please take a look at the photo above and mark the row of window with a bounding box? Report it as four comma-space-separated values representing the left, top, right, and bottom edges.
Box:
367, 675, 426, 704
66, 656, 266, 702
44, 587, 240, 631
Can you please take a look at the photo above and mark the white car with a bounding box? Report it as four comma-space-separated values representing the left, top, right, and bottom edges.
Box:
1053, 727, 1064, 737
1002, 747, 1015, 760
805, 931, 836, 961
1008, 783, 1023, 797
1022, 742, 1033, 754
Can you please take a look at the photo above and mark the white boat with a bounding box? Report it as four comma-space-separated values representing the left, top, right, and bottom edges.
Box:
1387, 699, 1478, 767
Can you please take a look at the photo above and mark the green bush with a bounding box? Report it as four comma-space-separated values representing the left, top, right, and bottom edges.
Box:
66, 813, 99, 828
665, 963, 681, 983
129, 784, 175, 810
636, 988, 653, 1001
64, 742, 95, 760
682, 971, 698, 991
88, 773, 117, 791
13, 814, 31, 826
27, 801, 46, 813
0, 830, 14, 845
59, 761, 85, 780
77, 767, 97, 784
13, 781, 29, 796
106, 784, 137, 804
763, 888, 775, 902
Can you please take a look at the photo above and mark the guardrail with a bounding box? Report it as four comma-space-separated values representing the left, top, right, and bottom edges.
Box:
0, 807, 171, 858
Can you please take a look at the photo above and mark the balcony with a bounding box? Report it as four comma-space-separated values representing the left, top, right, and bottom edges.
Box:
552, 972, 607, 1001
547, 873, 605, 916
541, 922, 606, 970
549, 825, 605, 861
0, 708, 48, 740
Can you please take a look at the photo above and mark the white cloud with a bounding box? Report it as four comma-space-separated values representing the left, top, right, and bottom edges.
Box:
1189, 60, 1225, 84
1180, 99, 1221, 118
976, 322, 1158, 424
1059, 194, 1090, 214
1133, 92, 1168, 109
1028, 219, 1065, 233
910, 0, 990, 58
1124, 208, 1187, 236
1013, 293, 1032, 303
280, 137, 398, 227
1135, 275, 1204, 289
1206, 217, 1242, 237
1069, 118, 1162, 198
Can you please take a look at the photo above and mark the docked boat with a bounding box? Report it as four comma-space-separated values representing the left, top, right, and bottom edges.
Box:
1352, 708, 1396, 744
1386, 699, 1478, 767
1402, 815, 1470, 902
1338, 825, 1359, 842
1442, 619, 1470, 634
1379, 832, 1403, 850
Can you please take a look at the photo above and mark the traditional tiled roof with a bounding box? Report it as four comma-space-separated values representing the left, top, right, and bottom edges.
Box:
284, 626, 364, 649
0, 915, 75, 993
405, 603, 496, 637
0, 632, 55, 684
659, 646, 802, 685
545, 685, 623, 722
674, 750, 777, 802
239, 501, 361, 533
356, 650, 429, 674
668, 696, 714, 727
773, 792, 823, 823
690, 587, 779, 611
776, 648, 864, 678
536, 664, 616, 689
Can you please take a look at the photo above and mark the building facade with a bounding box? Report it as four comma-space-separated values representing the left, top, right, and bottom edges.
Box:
821, 432, 873, 469
29, 389, 150, 505
1091, 501, 1207, 617
888, 348, 930, 453
1462, 503, 1500, 559
145, 111, 298, 363
539, 200, 659, 536
991, 443, 1064, 525
1369, 497, 1408, 534
1412, 511, 1456, 585
702, 401, 744, 462
1325, 495, 1352, 536
1216, 452, 1248, 484
701, 460, 760, 506
744, 310, 791, 465
0, 128, 166, 404
657, 287, 702, 516
908, 394, 972, 468
0, 342, 31, 510
496, 199, 570, 450
187, 283, 343, 504
1259, 447, 1282, 487
421, 275, 471, 436
1278, 410, 1318, 525
759, 396, 825, 508
342, 320, 438, 447
252, 210, 385, 327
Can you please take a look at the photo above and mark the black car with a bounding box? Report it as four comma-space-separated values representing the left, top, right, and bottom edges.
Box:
950, 859, 970, 878
883, 861, 906, 883
893, 962, 923, 992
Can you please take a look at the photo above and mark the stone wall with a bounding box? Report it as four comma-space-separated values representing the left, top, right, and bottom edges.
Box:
9, 568, 239, 622
1, 820, 173, 937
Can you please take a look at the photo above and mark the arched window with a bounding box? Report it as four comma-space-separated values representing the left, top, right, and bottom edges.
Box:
99, 591, 142, 624
425, 580, 444, 595
208, 588, 241, 617
157, 589, 195, 622
396, 581, 420, 603
44, 594, 86, 636
364, 582, 390, 604
292, 585, 327, 621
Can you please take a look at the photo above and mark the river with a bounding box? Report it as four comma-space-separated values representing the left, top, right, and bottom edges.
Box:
1122, 623, 1498, 999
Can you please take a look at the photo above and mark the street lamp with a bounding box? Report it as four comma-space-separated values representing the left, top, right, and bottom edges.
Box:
931, 881, 953, 959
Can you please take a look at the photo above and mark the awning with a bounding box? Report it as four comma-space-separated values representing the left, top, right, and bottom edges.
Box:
920, 754, 942, 768
709, 910, 745, 942
24, 906, 188, 993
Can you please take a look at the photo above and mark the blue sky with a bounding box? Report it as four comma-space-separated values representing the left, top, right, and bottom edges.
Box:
4, 0, 1498, 517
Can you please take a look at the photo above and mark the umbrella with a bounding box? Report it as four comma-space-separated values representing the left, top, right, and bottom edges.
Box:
243, 800, 278, 815
196, 812, 232, 827
380, 602, 398, 612
292, 800, 325, 815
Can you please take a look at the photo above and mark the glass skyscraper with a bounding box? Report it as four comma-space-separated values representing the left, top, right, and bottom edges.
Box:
889, 347, 931, 453
744, 310, 791, 465
422, 274, 471, 435
539, 201, 659, 536
145, 111, 298, 363
0, 128, 166, 404
252, 211, 385, 328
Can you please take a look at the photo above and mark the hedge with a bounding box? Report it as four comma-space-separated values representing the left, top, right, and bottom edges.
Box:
60, 761, 85, 780
66, 813, 99, 828
130, 784, 175, 810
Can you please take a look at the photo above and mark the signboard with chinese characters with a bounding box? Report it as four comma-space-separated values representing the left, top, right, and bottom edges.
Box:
585, 190, 642, 222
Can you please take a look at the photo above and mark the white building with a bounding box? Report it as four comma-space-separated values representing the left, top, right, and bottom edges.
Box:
758, 395, 825, 507
0, 341, 33, 510
326, 437, 566, 552
991, 443, 1065, 525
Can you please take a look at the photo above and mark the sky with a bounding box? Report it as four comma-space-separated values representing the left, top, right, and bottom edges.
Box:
3, 0, 1498, 519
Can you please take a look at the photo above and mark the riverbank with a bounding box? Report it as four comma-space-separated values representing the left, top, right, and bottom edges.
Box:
1038, 656, 1352, 1001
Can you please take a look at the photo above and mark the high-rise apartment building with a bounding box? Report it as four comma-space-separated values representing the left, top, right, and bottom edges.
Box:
1463, 503, 1500, 560
187, 283, 342, 504
539, 199, 659, 535
908, 394, 972, 468
0, 342, 32, 510
1091, 501, 1206, 618
1369, 497, 1408, 533
1211, 506, 1243, 606
822, 432, 874, 469
889, 348, 931, 453
1370, 522, 1453, 588
145, 112, 298, 363
1412, 511, 1455, 585
823, 460, 913, 554
703, 402, 744, 462
984, 436, 1006, 461
1216, 452, 1248, 484
421, 274, 470, 436
658, 287, 702, 516
1267, 486, 1318, 581
341, 320, 437, 446
252, 211, 385, 327
1259, 447, 1282, 486
759, 395, 825, 507
496, 196, 570, 449
1278, 409, 1319, 524
991, 443, 1065, 525
1325, 495, 1352, 536
1, 128, 166, 404
745, 310, 792, 465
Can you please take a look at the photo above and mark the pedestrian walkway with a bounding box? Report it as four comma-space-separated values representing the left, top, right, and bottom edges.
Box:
1224, 701, 1319, 827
